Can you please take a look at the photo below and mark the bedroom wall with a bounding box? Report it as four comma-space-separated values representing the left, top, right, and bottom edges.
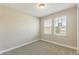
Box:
77, 4, 79, 53
40, 7, 77, 48
0, 5, 39, 52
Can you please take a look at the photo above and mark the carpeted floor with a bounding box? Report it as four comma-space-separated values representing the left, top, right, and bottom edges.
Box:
2, 40, 77, 55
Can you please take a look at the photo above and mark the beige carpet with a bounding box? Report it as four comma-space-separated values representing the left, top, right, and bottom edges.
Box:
2, 40, 77, 55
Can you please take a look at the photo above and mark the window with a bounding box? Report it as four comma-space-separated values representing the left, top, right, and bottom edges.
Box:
54, 16, 66, 36
44, 19, 52, 34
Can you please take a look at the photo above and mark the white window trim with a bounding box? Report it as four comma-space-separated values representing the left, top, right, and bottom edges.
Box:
54, 32, 66, 36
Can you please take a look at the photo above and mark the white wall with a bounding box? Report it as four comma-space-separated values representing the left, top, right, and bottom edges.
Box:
77, 4, 79, 53
40, 7, 77, 48
0, 5, 39, 52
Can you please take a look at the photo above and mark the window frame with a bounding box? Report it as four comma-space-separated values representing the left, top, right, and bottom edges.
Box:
43, 19, 52, 34
54, 16, 67, 36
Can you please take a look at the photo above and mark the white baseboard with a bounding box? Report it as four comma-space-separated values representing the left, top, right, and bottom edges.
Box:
41, 39, 77, 50
0, 39, 39, 54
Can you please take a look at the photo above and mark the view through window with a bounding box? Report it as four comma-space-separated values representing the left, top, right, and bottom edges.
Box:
54, 16, 66, 36
43, 16, 66, 36
44, 19, 52, 34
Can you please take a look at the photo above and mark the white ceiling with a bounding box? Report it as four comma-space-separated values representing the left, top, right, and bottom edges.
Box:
1, 3, 77, 17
